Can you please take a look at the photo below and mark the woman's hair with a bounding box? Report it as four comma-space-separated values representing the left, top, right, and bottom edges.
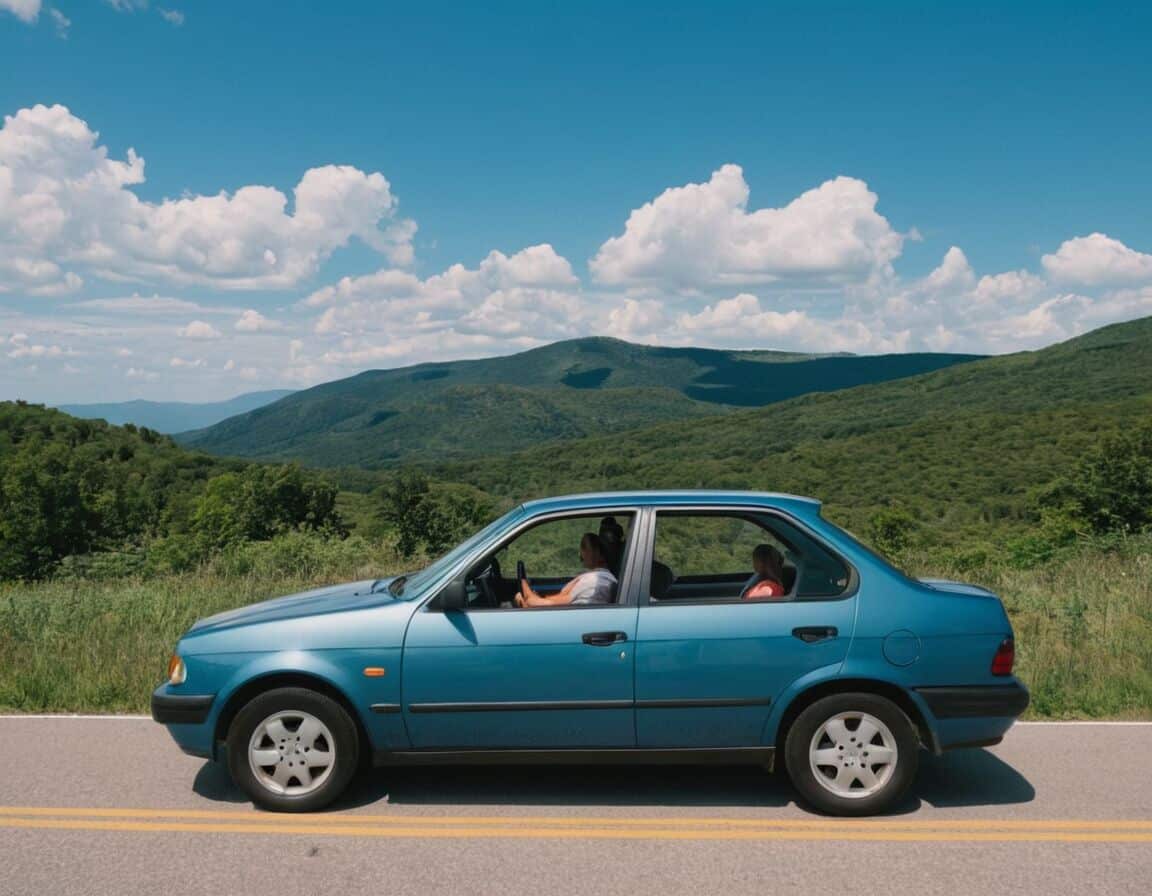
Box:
753, 543, 784, 576
581, 532, 607, 560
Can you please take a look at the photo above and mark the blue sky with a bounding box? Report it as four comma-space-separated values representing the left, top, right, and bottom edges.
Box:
2, 1, 1152, 403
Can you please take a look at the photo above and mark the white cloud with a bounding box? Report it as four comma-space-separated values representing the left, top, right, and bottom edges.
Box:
306, 244, 581, 365
49, 7, 68, 37
590, 165, 905, 290
0, 1, 39, 23
7, 340, 74, 359
159, 8, 183, 25
69, 294, 234, 315
0, 104, 415, 295
234, 309, 282, 331
1042, 233, 1152, 287
179, 320, 221, 339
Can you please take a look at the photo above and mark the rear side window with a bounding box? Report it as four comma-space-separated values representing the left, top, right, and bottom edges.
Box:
650, 511, 852, 603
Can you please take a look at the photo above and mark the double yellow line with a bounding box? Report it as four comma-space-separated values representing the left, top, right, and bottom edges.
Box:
2, 807, 1151, 842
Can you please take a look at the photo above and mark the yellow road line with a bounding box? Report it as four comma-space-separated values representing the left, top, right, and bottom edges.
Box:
1, 806, 1150, 830
1, 817, 1150, 842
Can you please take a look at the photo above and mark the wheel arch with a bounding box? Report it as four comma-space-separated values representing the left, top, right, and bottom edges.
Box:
212, 671, 373, 765
772, 677, 939, 756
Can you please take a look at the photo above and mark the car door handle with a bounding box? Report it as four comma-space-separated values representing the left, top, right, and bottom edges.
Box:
582, 631, 628, 646
793, 626, 838, 643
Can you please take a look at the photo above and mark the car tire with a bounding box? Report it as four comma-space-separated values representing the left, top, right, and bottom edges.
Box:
784, 692, 919, 816
227, 687, 361, 813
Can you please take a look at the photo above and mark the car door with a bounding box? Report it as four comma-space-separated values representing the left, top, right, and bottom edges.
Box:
400, 510, 641, 750
634, 507, 858, 748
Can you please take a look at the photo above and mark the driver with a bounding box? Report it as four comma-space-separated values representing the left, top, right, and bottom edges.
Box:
514, 533, 617, 607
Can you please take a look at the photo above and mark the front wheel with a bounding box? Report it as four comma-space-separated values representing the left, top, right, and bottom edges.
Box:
227, 687, 360, 812
784, 692, 919, 816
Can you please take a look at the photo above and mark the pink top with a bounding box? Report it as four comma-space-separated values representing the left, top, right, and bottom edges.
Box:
744, 579, 785, 600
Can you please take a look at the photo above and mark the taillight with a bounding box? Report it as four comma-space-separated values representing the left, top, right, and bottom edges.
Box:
991, 638, 1015, 676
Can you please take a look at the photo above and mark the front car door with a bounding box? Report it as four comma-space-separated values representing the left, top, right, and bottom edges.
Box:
634, 506, 858, 747
401, 509, 641, 750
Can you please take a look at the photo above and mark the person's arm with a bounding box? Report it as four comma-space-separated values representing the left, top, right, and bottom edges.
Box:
516, 575, 579, 607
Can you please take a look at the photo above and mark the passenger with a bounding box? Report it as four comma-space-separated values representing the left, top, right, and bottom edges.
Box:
741, 543, 787, 600
598, 515, 625, 576
515, 533, 618, 607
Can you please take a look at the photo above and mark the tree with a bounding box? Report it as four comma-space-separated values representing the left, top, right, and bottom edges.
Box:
866, 507, 919, 559
1047, 424, 1152, 535
376, 469, 433, 559
375, 471, 496, 559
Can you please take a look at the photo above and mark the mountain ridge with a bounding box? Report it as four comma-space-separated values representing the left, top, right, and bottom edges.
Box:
178, 337, 983, 467
58, 389, 295, 434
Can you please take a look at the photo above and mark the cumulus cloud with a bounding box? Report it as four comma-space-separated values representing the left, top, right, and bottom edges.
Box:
0, 1, 39, 23
305, 244, 581, 366
0, 104, 415, 295
234, 309, 282, 331
179, 320, 221, 339
159, 8, 183, 25
590, 165, 905, 289
1041, 233, 1152, 287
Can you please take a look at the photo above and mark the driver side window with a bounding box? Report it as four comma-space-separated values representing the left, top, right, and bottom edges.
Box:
464, 511, 634, 609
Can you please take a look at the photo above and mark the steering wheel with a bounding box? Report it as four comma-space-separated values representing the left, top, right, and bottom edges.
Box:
474, 558, 502, 608
516, 560, 527, 586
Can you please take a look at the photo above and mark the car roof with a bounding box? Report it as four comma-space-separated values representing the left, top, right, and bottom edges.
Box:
520, 490, 822, 517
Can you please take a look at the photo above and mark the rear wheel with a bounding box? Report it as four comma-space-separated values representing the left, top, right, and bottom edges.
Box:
227, 687, 360, 812
784, 692, 919, 816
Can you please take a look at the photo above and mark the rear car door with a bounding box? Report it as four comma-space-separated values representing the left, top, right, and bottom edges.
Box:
634, 507, 858, 747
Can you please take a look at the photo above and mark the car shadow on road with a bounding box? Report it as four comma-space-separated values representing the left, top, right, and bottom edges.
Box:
908, 746, 1036, 809
192, 747, 1034, 814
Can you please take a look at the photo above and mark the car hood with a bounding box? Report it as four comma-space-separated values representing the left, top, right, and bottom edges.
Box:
188, 577, 400, 635
917, 578, 1000, 599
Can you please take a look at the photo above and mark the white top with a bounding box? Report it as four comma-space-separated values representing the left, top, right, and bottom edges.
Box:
569, 568, 618, 605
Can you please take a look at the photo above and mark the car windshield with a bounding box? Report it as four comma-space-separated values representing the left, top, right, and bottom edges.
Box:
388, 505, 525, 598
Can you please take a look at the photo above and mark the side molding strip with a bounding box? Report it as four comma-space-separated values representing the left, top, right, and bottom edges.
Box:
374, 746, 776, 767
404, 697, 772, 713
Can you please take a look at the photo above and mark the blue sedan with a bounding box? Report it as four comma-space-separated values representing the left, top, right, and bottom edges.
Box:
152, 491, 1029, 815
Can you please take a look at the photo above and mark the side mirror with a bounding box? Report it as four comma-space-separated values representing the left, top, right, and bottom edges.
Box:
438, 576, 467, 612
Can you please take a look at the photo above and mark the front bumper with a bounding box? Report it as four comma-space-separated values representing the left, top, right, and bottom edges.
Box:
915, 683, 1030, 719
151, 686, 215, 725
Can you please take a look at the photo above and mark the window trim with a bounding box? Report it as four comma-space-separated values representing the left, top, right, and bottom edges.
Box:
638, 505, 859, 607
424, 507, 645, 612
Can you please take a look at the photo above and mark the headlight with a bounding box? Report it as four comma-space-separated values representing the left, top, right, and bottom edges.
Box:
167, 654, 186, 685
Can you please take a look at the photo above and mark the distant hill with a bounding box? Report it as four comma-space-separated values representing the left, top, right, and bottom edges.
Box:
59, 390, 295, 434
178, 338, 981, 467
435, 317, 1152, 541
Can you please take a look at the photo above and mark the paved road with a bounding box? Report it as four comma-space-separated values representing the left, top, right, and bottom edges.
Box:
0, 719, 1148, 896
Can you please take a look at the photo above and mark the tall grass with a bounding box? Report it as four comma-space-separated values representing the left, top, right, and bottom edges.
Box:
904, 535, 1152, 718
0, 532, 1148, 718
0, 532, 407, 713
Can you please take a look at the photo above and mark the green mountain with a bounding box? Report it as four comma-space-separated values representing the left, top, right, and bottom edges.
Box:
178, 338, 981, 467
434, 318, 1152, 542
59, 390, 295, 434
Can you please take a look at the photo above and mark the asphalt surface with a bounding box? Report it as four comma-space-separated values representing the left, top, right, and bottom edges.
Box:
0, 719, 1148, 896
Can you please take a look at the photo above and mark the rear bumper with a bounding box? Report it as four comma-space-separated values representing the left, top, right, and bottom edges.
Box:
915, 683, 1030, 719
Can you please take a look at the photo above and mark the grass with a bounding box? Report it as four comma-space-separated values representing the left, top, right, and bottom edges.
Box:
0, 533, 1148, 718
